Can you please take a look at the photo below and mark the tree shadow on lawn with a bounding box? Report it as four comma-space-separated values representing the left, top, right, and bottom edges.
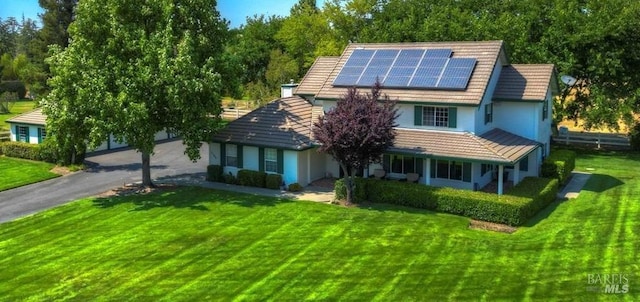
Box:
84, 161, 169, 173
92, 186, 293, 212
581, 173, 624, 193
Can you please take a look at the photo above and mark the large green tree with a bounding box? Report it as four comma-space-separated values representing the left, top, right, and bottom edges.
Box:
44, 0, 227, 185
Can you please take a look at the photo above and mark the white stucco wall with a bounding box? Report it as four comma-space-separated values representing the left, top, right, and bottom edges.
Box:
297, 151, 309, 186
493, 101, 539, 141
475, 60, 503, 135
243, 146, 259, 171
209, 142, 221, 165
283, 150, 299, 186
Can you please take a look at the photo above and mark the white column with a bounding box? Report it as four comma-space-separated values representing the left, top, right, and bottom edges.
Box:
426, 158, 431, 185
307, 150, 311, 186
513, 163, 520, 186
498, 164, 504, 195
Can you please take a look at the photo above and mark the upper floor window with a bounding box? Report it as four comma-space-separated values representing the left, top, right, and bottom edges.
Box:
484, 103, 493, 124
542, 100, 549, 121
414, 106, 457, 128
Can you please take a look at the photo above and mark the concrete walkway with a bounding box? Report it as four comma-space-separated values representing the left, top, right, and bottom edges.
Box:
557, 171, 591, 199
158, 173, 335, 203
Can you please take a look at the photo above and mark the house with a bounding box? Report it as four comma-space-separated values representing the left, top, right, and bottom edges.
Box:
210, 41, 558, 194
6, 108, 175, 151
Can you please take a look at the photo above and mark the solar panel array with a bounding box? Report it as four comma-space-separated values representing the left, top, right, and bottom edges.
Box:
332, 48, 477, 90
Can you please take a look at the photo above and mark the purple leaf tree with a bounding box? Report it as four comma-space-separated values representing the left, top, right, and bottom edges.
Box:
313, 81, 398, 203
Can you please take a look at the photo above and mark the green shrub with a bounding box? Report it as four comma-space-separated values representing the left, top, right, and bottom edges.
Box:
630, 122, 640, 151
223, 172, 237, 185
288, 183, 303, 192
334, 177, 558, 226
0, 81, 27, 99
541, 149, 576, 184
206, 165, 223, 182
265, 174, 283, 190
0, 142, 40, 161
237, 169, 267, 188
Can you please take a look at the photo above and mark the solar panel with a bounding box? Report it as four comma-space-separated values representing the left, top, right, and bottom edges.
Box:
332, 47, 476, 90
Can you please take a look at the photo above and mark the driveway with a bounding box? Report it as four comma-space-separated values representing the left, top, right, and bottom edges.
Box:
0, 140, 209, 224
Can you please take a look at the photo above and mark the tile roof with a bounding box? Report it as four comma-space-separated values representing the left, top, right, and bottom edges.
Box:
306, 41, 505, 105
6, 108, 46, 126
211, 96, 316, 150
294, 57, 340, 96
391, 128, 539, 163
493, 64, 556, 101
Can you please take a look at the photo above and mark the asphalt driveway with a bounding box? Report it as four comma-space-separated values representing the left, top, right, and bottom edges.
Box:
0, 139, 209, 224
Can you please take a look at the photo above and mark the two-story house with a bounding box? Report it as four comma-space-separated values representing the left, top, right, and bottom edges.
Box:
209, 41, 558, 194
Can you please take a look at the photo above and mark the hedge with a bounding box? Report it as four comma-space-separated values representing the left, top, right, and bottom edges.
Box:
206, 165, 223, 182
237, 169, 267, 188
265, 174, 283, 190
334, 176, 559, 226
541, 149, 576, 184
0, 141, 57, 163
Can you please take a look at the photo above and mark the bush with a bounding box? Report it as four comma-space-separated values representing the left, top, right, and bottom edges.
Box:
206, 165, 223, 182
288, 183, 303, 192
0, 81, 27, 99
629, 122, 640, 151
265, 174, 283, 190
223, 172, 237, 185
237, 169, 267, 188
334, 177, 559, 226
0, 141, 41, 161
541, 149, 576, 184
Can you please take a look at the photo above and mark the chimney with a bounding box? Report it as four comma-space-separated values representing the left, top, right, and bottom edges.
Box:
280, 79, 298, 98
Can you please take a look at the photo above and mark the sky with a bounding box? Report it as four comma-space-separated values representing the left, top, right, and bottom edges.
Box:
0, 0, 326, 28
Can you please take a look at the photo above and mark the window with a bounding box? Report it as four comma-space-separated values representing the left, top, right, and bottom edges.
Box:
265, 148, 278, 173
519, 155, 529, 172
17, 126, 28, 142
431, 159, 471, 182
542, 100, 549, 121
484, 103, 493, 124
391, 155, 416, 174
39, 128, 46, 142
423, 106, 449, 127
226, 144, 238, 167
481, 164, 493, 176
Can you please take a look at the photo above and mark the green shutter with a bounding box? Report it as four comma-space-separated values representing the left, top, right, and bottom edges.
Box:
519, 157, 529, 172
430, 159, 436, 178
414, 106, 423, 126
15, 125, 19, 142
220, 143, 226, 166
277, 149, 284, 174
416, 158, 424, 176
259, 147, 265, 172
37, 128, 42, 143
237, 145, 243, 168
448, 107, 457, 128
463, 162, 472, 182
383, 154, 390, 171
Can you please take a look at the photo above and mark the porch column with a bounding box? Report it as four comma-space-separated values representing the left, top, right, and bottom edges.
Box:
513, 163, 520, 186
426, 158, 431, 185
307, 150, 311, 186
498, 164, 504, 195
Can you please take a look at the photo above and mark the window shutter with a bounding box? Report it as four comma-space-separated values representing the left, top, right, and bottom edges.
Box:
237, 145, 244, 168
220, 143, 226, 166
277, 149, 284, 174
383, 154, 390, 171
448, 107, 457, 128
259, 147, 265, 172
26, 127, 30, 142
37, 128, 42, 144
414, 106, 423, 126
15, 125, 19, 141
415, 158, 424, 176
463, 162, 472, 182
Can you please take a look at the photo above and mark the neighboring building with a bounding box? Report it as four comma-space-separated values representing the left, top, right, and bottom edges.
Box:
6, 108, 175, 151
210, 41, 558, 194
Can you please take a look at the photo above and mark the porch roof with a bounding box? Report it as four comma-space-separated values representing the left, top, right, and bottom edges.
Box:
390, 128, 540, 164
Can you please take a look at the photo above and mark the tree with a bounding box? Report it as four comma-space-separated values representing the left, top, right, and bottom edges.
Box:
37, 0, 77, 49
313, 82, 398, 203
44, 0, 227, 186
265, 49, 299, 92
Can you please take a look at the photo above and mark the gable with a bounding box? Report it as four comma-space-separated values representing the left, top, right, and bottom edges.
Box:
493, 64, 557, 101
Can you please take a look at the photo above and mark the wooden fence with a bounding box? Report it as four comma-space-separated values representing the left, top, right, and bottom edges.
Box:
221, 108, 251, 120
0, 131, 9, 142
554, 131, 630, 149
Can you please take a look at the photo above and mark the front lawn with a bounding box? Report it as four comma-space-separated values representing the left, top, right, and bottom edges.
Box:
0, 151, 638, 300
0, 156, 59, 191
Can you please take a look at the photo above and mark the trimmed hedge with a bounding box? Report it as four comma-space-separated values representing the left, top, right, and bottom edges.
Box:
334, 176, 559, 226
288, 183, 303, 192
0, 141, 57, 163
206, 165, 223, 182
237, 169, 267, 188
265, 174, 283, 190
541, 149, 576, 184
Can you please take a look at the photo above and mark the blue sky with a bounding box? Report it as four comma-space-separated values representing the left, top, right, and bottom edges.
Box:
0, 0, 326, 28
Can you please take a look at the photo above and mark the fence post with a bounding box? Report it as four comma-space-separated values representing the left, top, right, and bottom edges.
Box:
597, 133, 601, 149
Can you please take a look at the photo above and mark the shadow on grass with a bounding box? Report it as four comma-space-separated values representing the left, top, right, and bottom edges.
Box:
581, 174, 624, 193
93, 190, 211, 211
522, 198, 566, 227
84, 162, 169, 173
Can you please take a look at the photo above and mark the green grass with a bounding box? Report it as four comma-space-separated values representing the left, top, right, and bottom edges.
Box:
0, 100, 37, 131
0, 156, 59, 191
0, 151, 638, 300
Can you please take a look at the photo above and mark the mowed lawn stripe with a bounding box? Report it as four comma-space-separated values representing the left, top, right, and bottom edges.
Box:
0, 157, 59, 191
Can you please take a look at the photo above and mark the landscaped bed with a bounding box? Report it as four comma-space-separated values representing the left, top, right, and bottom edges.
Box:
0, 150, 637, 300
0, 156, 59, 191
